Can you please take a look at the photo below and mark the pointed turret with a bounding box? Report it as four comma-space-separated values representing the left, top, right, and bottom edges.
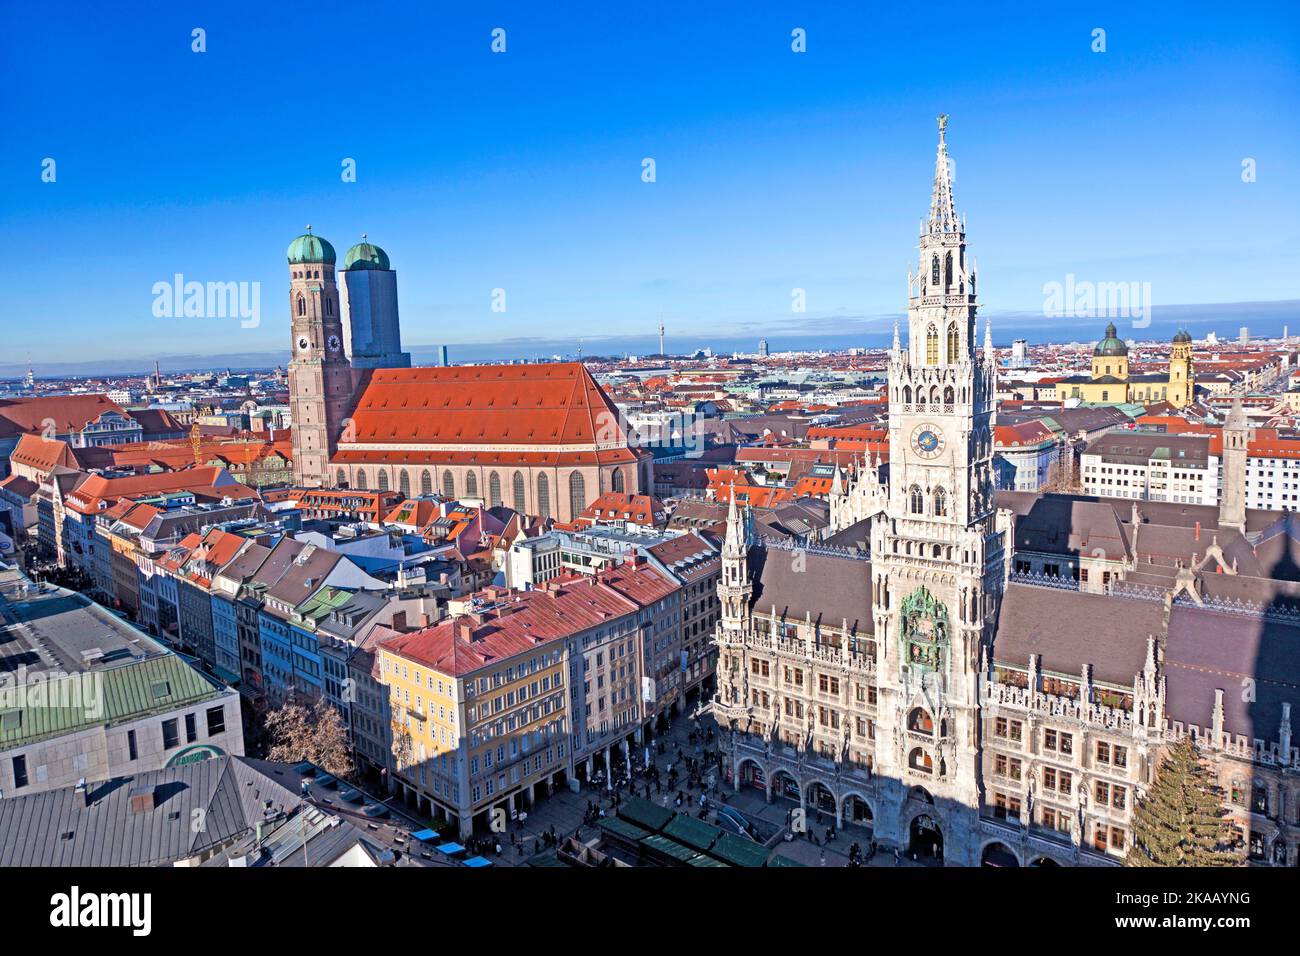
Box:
928, 114, 959, 235
723, 484, 748, 559
983, 318, 993, 360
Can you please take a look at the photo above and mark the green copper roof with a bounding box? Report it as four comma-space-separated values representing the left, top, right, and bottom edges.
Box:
342, 240, 391, 271
287, 232, 337, 265
1093, 322, 1128, 357
0, 654, 228, 749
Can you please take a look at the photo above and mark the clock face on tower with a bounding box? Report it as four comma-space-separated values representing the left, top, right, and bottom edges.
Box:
296, 336, 311, 353
326, 334, 341, 353
911, 423, 946, 459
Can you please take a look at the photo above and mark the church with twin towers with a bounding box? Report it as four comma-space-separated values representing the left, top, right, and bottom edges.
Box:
284, 233, 650, 519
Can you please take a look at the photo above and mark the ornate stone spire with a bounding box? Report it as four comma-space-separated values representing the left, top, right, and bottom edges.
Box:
723, 483, 748, 558
928, 114, 959, 235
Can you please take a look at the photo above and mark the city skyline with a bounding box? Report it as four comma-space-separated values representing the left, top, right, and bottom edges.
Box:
4, 3, 1298, 365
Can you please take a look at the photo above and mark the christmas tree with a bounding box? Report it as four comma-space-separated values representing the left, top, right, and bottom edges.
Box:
1125, 738, 1241, 867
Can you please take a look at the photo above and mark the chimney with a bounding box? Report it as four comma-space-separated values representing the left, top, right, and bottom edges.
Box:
390, 610, 407, 632
128, 785, 156, 814
75, 777, 89, 808
456, 619, 475, 642
1194, 520, 1201, 541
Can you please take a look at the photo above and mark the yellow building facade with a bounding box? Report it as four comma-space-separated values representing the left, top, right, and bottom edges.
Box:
1055, 324, 1195, 408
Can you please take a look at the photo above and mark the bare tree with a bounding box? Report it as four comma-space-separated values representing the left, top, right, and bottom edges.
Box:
265, 697, 354, 778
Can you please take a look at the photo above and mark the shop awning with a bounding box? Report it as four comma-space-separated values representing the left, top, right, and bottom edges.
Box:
463, 856, 493, 867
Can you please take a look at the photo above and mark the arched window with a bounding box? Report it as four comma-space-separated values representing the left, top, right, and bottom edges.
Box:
465, 471, 478, 498
943, 385, 954, 405
356, 469, 368, 490
930, 255, 940, 286
946, 323, 959, 364
377, 470, 389, 492
909, 748, 934, 774
612, 468, 625, 493
335, 469, 347, 488
512, 471, 526, 512
925, 325, 939, 366
569, 471, 586, 520
325, 297, 332, 316
537, 473, 551, 519
442, 470, 455, 497
902, 385, 912, 404
934, 486, 948, 517
944, 251, 952, 287
420, 469, 432, 496
398, 470, 410, 497
488, 471, 502, 508
908, 708, 934, 735
296, 295, 305, 317
909, 485, 924, 514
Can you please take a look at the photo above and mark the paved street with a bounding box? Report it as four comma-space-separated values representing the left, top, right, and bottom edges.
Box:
465, 703, 933, 868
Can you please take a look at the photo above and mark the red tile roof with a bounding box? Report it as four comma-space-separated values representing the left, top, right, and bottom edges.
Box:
381, 560, 677, 676
9, 434, 79, 476
0, 394, 126, 437
341, 363, 630, 447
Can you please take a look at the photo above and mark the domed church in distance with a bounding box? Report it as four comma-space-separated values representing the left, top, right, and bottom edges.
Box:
1054, 322, 1196, 408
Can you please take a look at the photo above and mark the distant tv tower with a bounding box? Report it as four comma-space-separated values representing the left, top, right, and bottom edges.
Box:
658, 319, 665, 356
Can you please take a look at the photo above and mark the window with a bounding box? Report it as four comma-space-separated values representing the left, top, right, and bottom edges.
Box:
994, 717, 1023, 742
421, 469, 433, 496
1044, 729, 1073, 754
466, 471, 478, 497
489, 471, 502, 507
568, 471, 586, 519
930, 254, 940, 286
537, 473, 550, 518
12, 755, 28, 789
934, 486, 948, 517
127, 729, 138, 761
162, 718, 180, 749
925, 324, 939, 366
946, 323, 959, 364
513, 471, 526, 511
399, 470, 411, 496
206, 706, 226, 737
185, 713, 197, 743
1041, 807, 1071, 835
612, 468, 625, 493
297, 295, 305, 317
356, 469, 368, 490
443, 470, 455, 497
377, 470, 390, 492
909, 484, 924, 514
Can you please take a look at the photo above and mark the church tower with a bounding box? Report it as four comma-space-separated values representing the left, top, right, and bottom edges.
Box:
1168, 329, 1195, 408
868, 116, 1011, 863
287, 229, 353, 488
1220, 398, 1250, 531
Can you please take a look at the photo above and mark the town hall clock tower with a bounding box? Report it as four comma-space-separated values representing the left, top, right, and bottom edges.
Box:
867, 116, 1013, 863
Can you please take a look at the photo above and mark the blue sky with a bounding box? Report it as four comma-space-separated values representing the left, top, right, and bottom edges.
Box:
2, 1, 1297, 368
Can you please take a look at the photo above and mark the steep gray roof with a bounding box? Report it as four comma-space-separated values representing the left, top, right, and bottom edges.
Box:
749, 544, 873, 635
993, 583, 1159, 686
0, 756, 301, 867
1165, 602, 1300, 743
